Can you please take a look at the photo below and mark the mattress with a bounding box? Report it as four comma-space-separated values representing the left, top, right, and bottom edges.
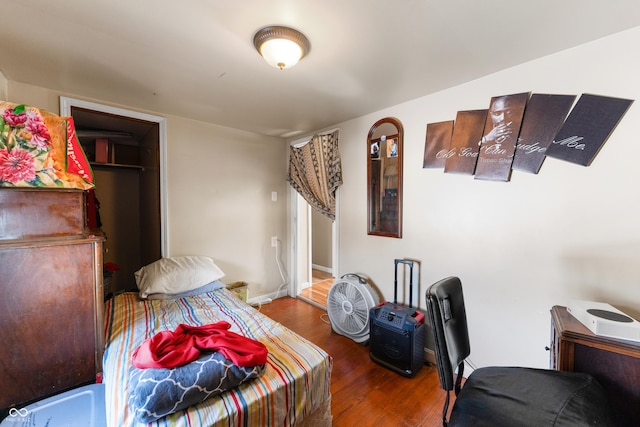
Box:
103, 290, 332, 426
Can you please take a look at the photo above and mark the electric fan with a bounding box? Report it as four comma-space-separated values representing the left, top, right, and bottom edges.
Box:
327, 274, 380, 344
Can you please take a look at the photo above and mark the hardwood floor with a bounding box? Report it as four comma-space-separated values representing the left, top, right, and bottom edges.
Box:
259, 296, 449, 426
298, 269, 333, 309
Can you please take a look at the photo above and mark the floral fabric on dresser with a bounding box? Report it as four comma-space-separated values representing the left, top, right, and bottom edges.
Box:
0, 101, 93, 189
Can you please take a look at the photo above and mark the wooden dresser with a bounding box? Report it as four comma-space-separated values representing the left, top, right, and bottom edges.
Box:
550, 305, 640, 426
0, 188, 104, 410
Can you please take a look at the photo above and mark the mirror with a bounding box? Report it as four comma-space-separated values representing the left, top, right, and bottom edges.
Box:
367, 117, 403, 238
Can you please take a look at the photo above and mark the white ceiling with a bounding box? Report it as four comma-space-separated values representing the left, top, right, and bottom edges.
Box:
1, 1, 638, 138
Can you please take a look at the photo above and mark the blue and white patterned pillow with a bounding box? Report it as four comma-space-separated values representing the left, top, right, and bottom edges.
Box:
144, 280, 226, 300
128, 352, 265, 423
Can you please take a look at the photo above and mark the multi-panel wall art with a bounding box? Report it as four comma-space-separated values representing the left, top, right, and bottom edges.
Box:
423, 93, 633, 182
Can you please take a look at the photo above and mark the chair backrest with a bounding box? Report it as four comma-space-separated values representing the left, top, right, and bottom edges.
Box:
426, 276, 471, 392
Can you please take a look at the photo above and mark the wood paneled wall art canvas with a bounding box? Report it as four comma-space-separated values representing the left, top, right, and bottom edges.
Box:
474, 92, 529, 182
444, 110, 487, 175
545, 94, 634, 166
512, 93, 576, 174
423, 120, 454, 168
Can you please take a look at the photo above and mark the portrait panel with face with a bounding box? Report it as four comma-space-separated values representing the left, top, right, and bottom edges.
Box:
475, 92, 529, 182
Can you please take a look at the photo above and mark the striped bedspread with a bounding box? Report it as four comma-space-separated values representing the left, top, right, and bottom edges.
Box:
103, 290, 332, 426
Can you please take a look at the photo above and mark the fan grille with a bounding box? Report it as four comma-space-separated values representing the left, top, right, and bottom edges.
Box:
327, 275, 379, 343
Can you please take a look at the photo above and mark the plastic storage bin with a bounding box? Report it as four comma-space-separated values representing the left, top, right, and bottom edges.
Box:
0, 383, 106, 427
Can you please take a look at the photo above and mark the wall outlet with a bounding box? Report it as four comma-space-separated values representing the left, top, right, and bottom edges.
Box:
271, 236, 277, 247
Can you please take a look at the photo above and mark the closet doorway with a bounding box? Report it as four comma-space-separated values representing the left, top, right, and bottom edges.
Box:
60, 97, 168, 294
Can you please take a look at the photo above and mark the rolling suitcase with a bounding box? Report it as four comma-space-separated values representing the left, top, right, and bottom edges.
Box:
369, 259, 425, 377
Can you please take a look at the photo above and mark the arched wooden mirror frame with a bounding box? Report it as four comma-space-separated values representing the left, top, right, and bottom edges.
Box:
367, 117, 403, 238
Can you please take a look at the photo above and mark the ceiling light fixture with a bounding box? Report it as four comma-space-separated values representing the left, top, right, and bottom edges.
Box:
253, 26, 310, 70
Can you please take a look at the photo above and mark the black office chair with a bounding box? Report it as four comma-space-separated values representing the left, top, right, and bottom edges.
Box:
425, 276, 615, 427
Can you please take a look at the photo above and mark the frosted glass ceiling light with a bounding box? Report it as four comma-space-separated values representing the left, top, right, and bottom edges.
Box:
253, 26, 310, 70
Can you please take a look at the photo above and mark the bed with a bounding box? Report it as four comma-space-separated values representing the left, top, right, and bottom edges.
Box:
103, 284, 332, 426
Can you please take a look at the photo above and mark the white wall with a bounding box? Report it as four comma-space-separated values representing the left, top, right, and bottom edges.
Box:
312, 208, 332, 269
165, 116, 289, 297
5, 82, 289, 300
0, 71, 6, 100
329, 27, 640, 369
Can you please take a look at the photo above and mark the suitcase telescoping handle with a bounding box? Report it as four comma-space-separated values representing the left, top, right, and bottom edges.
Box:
394, 259, 414, 307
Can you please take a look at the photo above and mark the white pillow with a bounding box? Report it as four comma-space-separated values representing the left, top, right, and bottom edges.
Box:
135, 256, 225, 299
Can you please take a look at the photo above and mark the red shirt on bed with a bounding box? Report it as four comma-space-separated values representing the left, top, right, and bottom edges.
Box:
132, 321, 268, 369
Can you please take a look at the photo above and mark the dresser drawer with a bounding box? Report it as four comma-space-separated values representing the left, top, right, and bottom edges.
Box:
0, 188, 85, 241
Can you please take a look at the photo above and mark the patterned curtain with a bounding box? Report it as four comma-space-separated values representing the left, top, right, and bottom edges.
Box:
287, 130, 342, 220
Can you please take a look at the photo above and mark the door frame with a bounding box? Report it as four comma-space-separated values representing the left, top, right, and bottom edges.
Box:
60, 96, 169, 256
288, 132, 340, 297
289, 189, 340, 296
